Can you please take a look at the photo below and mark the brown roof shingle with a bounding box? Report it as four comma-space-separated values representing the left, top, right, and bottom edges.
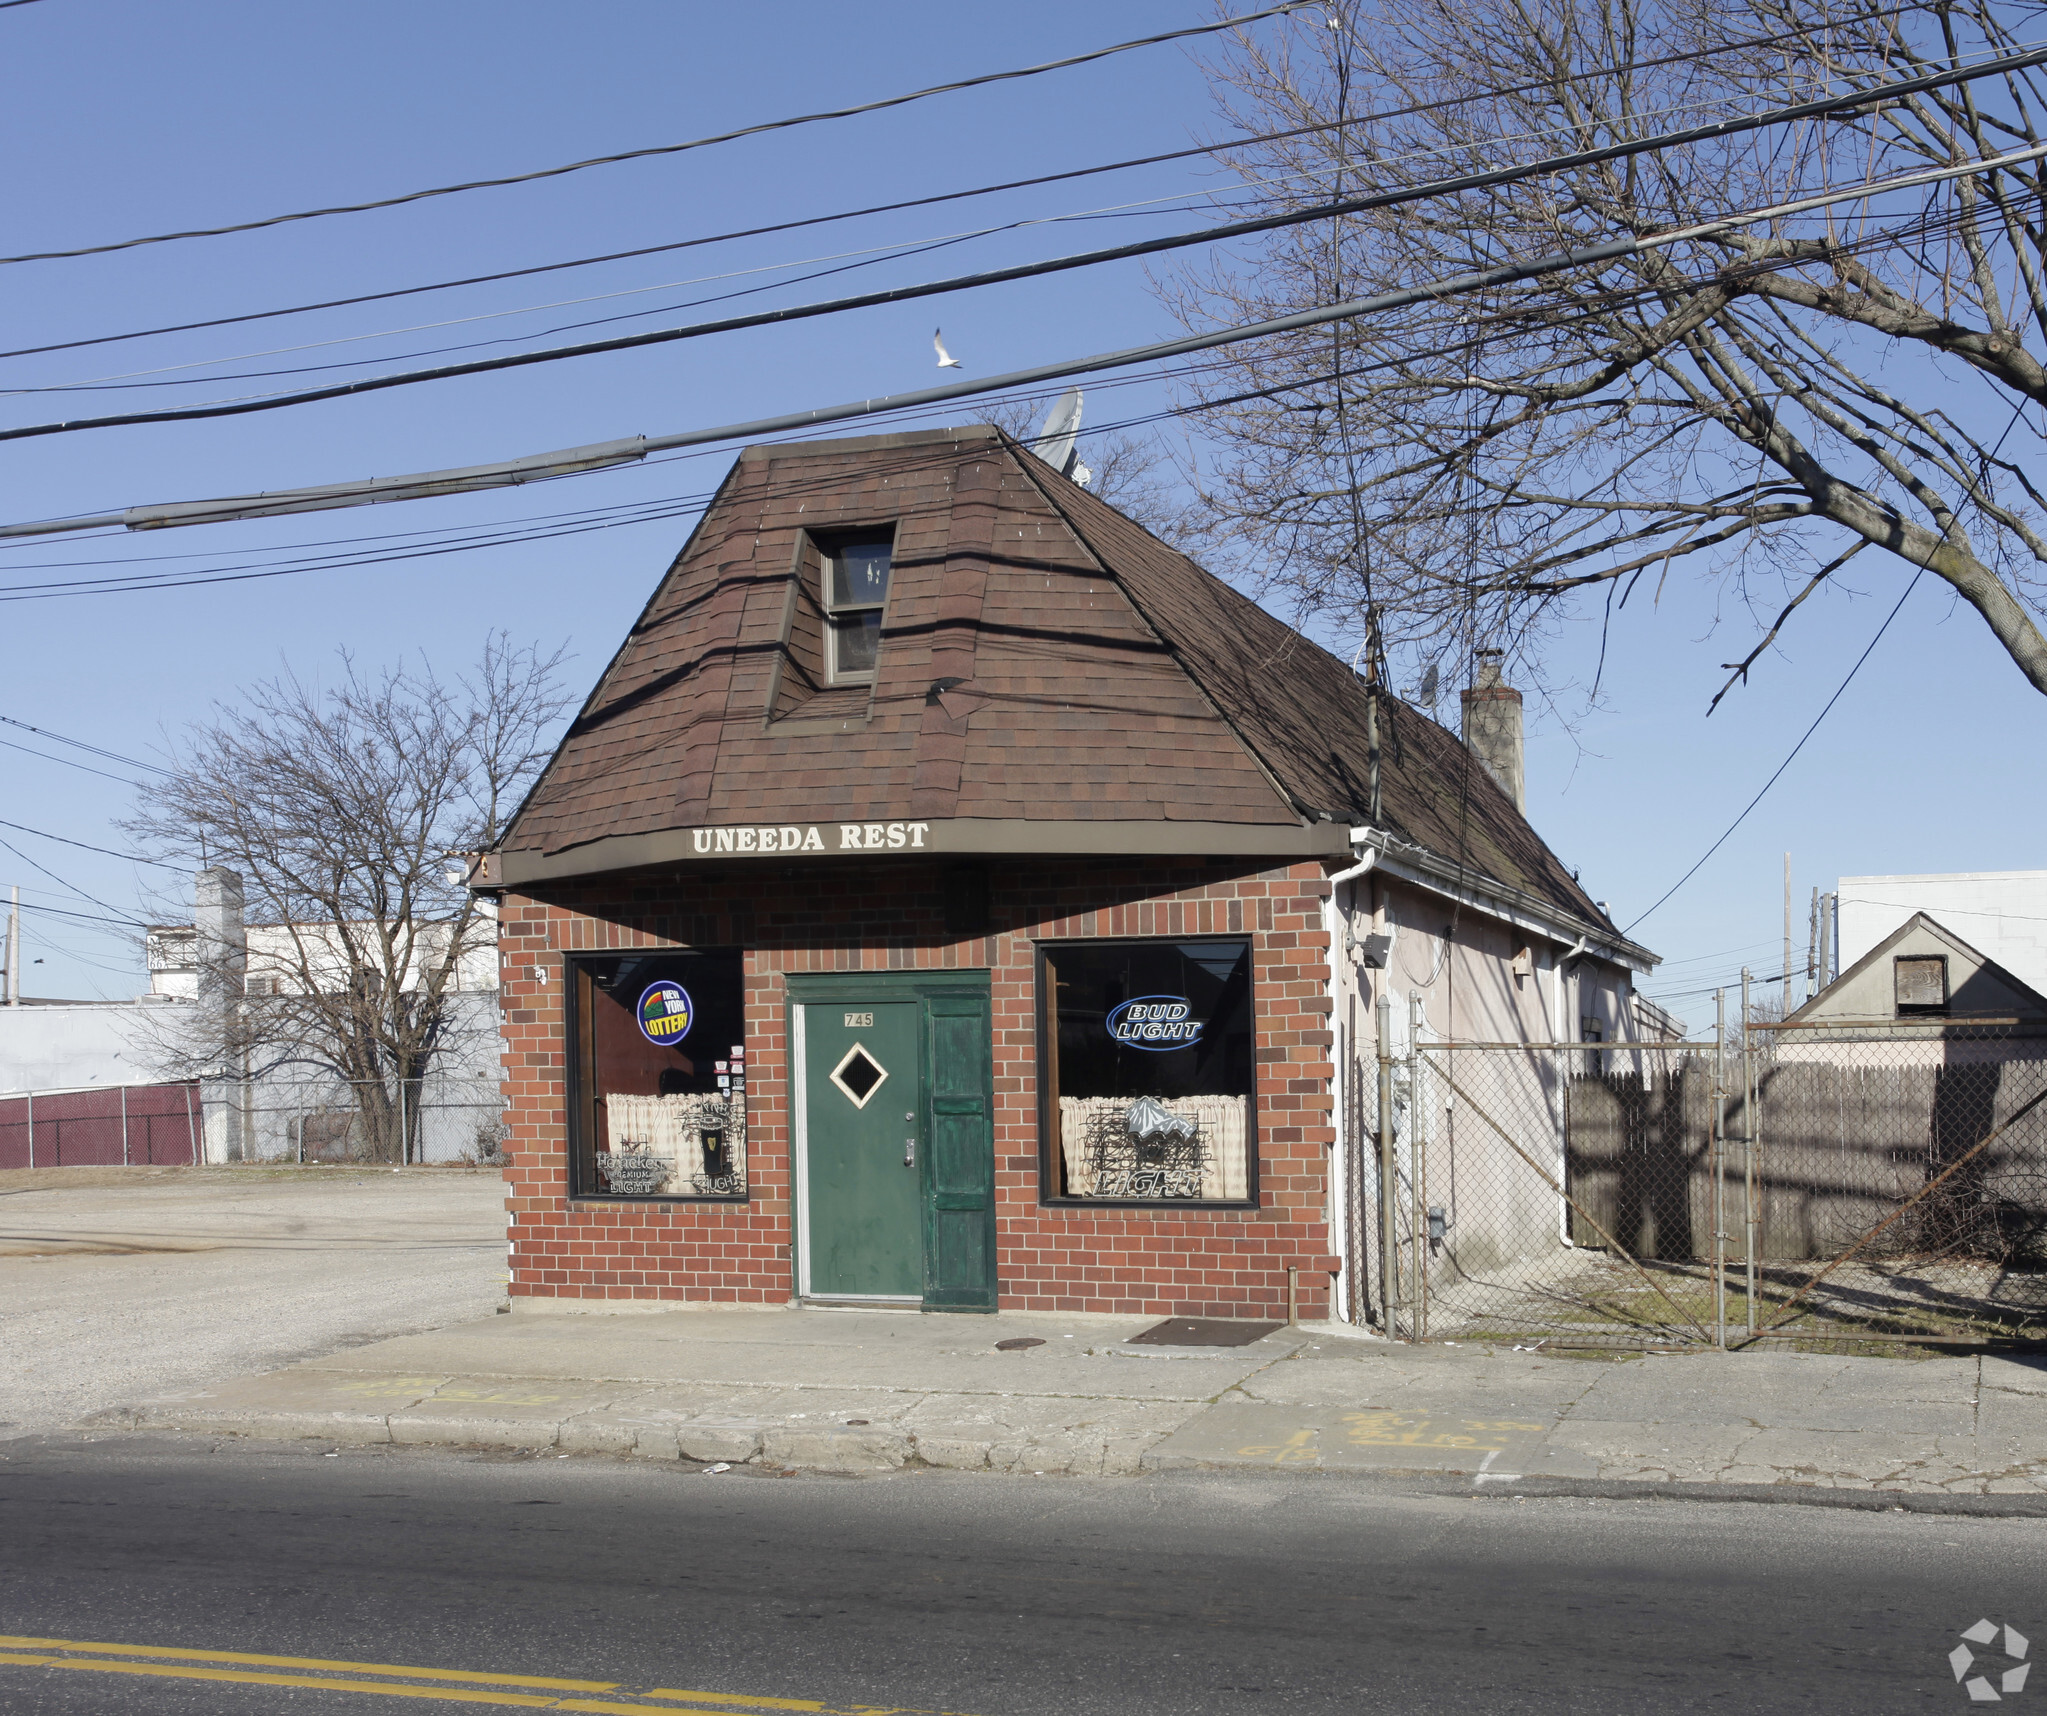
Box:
499, 424, 1615, 936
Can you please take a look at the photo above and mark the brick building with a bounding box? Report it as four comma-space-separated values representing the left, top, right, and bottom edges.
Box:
475, 425, 1654, 1323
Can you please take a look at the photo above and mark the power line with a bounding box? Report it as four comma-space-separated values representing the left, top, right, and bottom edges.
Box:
19, 81, 1810, 401
4, 43, 2036, 456
5, 149, 2034, 558
0, 835, 146, 926
0, 4, 1309, 268
0, 733, 147, 784
0, 712, 168, 774
0, 814, 181, 869
0, 290, 1741, 593
1622, 574, 1924, 937
0, 16, 1871, 366
0, 895, 146, 931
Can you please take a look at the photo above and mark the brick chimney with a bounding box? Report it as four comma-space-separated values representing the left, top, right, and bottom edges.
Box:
1460, 649, 1525, 813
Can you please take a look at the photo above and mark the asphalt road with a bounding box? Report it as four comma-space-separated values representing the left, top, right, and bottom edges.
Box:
0, 1167, 504, 1436
0, 1437, 2039, 1715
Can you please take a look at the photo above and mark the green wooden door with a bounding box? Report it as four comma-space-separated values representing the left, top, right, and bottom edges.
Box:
922, 992, 996, 1312
804, 1000, 923, 1299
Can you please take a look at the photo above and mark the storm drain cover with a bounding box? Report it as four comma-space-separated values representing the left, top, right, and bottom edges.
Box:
829, 1044, 888, 1108
1128, 1318, 1283, 1348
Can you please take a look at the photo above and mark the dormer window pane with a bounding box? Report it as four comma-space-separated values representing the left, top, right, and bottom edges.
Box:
834, 611, 882, 676
823, 535, 893, 684
829, 541, 892, 608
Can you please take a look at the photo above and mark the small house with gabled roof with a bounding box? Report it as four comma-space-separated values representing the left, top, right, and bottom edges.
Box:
475, 424, 1656, 1323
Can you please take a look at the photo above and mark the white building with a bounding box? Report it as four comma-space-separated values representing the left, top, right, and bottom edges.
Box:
1838, 871, 2047, 999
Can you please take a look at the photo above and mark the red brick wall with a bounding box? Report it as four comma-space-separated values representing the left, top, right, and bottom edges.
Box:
498, 856, 1336, 1319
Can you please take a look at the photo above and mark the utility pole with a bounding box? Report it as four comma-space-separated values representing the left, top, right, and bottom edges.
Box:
5, 884, 18, 1006
1782, 853, 1793, 1017
1807, 886, 1820, 1001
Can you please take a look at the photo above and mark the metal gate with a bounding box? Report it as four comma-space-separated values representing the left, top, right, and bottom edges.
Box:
1353, 1001, 2047, 1350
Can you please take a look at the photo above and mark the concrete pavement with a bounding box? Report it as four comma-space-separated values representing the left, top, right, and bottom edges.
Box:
0, 1166, 505, 1437
80, 1302, 2047, 1501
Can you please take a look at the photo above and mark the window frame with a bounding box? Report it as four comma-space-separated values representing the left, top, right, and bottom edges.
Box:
819, 529, 898, 686
1033, 934, 1260, 1210
563, 948, 750, 1204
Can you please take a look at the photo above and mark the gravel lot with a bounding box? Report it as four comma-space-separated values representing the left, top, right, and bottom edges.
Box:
0, 1166, 505, 1439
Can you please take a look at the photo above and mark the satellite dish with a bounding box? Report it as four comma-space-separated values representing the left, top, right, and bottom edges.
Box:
1031, 387, 1085, 480
1417, 662, 1439, 707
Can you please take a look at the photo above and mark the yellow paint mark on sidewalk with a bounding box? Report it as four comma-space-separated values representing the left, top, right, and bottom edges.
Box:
1234, 1428, 1321, 1466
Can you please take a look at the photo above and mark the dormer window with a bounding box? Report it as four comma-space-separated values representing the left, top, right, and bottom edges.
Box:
824, 536, 894, 683
1895, 955, 1949, 1016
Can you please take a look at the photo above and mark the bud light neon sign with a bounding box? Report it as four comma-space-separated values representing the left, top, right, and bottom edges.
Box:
637, 981, 695, 1046
1106, 995, 1204, 1051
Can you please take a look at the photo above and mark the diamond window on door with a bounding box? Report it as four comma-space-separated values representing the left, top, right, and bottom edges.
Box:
829, 1043, 889, 1109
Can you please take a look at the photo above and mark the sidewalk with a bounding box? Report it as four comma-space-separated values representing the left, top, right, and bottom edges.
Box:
84, 1305, 2047, 1502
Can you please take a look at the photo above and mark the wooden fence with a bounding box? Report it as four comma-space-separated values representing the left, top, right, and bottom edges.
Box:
1564, 1048, 2047, 1263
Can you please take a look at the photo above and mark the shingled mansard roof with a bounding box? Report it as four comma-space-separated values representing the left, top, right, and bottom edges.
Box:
491, 425, 1644, 962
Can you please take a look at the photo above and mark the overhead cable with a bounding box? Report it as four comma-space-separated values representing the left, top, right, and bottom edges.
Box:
0, 4, 1309, 267
0, 712, 168, 774
0, 814, 180, 869
6, 133, 2041, 543
0, 732, 149, 783
4, 40, 2039, 462
0, 835, 147, 927
0, 15, 1879, 363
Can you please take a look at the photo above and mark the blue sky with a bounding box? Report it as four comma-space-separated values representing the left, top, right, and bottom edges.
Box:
0, 0, 2038, 1020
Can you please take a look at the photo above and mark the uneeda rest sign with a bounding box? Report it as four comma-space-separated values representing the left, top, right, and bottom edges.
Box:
637, 981, 694, 1045
688, 821, 931, 855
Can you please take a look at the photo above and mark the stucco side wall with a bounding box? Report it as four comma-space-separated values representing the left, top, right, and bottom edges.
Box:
496, 857, 1335, 1320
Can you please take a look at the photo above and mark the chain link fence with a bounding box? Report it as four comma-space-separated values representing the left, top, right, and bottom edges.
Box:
1352, 1003, 2047, 1350
0, 1074, 506, 1169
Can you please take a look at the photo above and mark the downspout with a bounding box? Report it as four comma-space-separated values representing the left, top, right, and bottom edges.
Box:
1326, 840, 1380, 1327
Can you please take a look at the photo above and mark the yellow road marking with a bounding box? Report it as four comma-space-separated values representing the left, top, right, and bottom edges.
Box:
0, 1633, 957, 1716
0, 1653, 681, 1711
0, 1633, 613, 1690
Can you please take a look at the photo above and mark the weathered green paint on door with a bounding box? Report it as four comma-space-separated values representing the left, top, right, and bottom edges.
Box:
795, 976, 996, 1311
804, 1001, 922, 1298
922, 993, 997, 1311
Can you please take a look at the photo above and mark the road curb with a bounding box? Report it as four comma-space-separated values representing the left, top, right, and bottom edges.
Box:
78, 1404, 2047, 1511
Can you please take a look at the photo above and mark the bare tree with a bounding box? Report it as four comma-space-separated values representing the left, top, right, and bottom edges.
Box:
125, 636, 569, 1163
980, 399, 1198, 544
1166, 0, 2047, 705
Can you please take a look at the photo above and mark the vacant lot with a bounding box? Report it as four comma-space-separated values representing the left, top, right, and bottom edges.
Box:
0, 1166, 505, 1439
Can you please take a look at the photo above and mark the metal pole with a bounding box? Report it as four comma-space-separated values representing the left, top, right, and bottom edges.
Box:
121, 1083, 129, 1167
1742, 968, 1759, 1337
25, 1089, 32, 1169
184, 1081, 198, 1164
5, 884, 18, 1006
1408, 992, 1427, 1341
398, 1075, 407, 1167
1713, 990, 1727, 1349
1782, 854, 1793, 1018
1377, 994, 1398, 1337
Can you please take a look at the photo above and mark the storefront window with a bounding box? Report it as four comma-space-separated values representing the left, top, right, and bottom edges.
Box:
568, 951, 747, 1200
1039, 938, 1255, 1204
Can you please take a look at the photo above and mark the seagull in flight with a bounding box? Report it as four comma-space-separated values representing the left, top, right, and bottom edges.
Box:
933, 329, 962, 369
